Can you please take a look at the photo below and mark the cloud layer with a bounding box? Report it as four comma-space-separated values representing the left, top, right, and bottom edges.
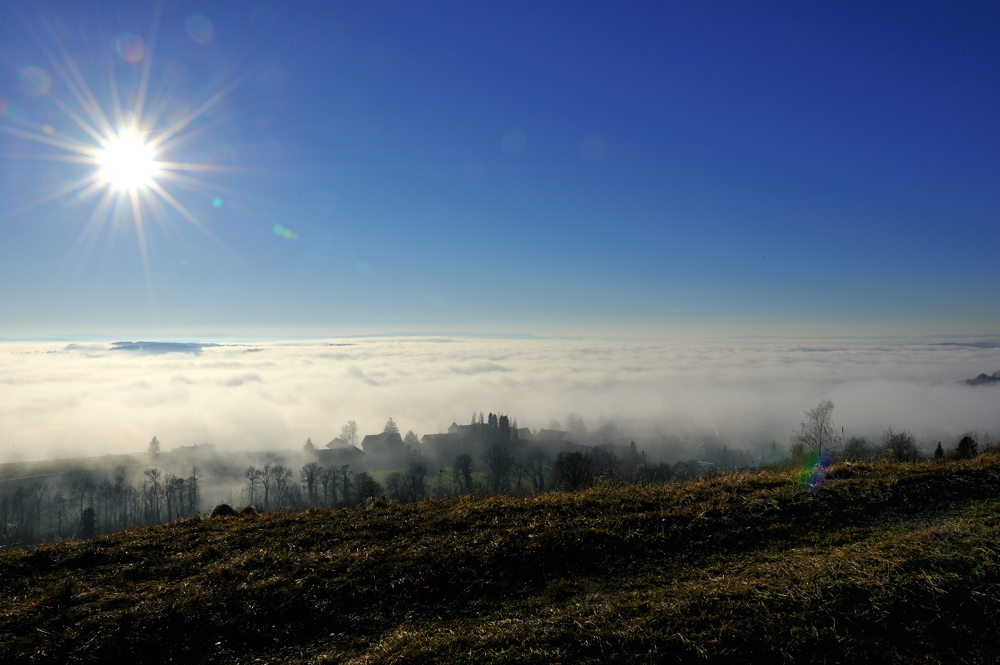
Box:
2, 337, 999, 462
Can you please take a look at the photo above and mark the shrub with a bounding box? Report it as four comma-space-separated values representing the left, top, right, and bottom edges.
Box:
209, 503, 238, 518
637, 461, 673, 484
672, 460, 699, 480
238, 505, 258, 517
880, 426, 922, 463
842, 436, 872, 462
551, 451, 595, 491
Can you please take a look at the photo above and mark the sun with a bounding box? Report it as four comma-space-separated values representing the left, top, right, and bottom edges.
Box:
97, 133, 160, 191
0, 6, 257, 294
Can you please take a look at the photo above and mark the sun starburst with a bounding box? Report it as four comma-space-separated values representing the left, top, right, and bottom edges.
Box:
0, 7, 257, 298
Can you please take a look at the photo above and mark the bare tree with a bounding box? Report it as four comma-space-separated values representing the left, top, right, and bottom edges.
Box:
188, 466, 201, 516
143, 468, 162, 523
80, 507, 97, 539
881, 425, 922, 462
27, 481, 49, 542
384, 472, 407, 502
482, 443, 514, 495
453, 454, 474, 495
163, 474, 180, 520
260, 464, 274, 511
340, 421, 358, 448
551, 451, 595, 491
842, 436, 871, 462
98, 479, 114, 532
590, 444, 620, 483
794, 399, 838, 455
353, 472, 384, 501
50, 492, 70, 539
337, 465, 352, 504
244, 466, 262, 507
300, 462, 321, 505
406, 456, 428, 501
272, 465, 293, 510
113, 473, 128, 530
525, 451, 548, 493
565, 413, 587, 442
622, 441, 642, 482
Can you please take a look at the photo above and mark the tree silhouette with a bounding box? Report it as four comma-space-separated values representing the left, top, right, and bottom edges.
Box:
300, 462, 321, 504
148, 436, 160, 454
453, 454, 473, 494
955, 434, 978, 460
406, 456, 428, 501
80, 507, 97, 539
881, 426, 921, 463
552, 451, 595, 491
794, 400, 837, 455
384, 417, 399, 434
353, 472, 384, 501
340, 421, 358, 448
482, 443, 514, 495
842, 437, 870, 462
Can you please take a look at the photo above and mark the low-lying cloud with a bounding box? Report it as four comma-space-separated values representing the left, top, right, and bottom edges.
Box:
1, 337, 999, 462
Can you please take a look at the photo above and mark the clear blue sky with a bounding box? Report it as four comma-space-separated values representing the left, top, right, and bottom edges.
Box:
1, 1, 998, 338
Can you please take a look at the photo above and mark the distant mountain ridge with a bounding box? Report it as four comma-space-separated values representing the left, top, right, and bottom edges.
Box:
110, 341, 220, 355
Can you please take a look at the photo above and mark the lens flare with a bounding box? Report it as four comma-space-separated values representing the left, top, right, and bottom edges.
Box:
19, 67, 52, 97
273, 225, 298, 240
797, 449, 832, 493
186, 14, 215, 44
114, 32, 146, 62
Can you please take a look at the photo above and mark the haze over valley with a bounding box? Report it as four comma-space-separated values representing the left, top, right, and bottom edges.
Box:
3, 336, 997, 464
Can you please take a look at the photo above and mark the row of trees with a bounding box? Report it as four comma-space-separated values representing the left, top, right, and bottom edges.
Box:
792, 399, 995, 464
0, 466, 200, 550
5, 403, 994, 549
241, 463, 386, 510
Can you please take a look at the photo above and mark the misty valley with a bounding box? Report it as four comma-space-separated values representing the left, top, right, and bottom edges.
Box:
1, 405, 995, 550
3, 0, 1000, 661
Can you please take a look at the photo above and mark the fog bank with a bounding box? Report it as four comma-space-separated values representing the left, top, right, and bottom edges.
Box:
1, 337, 998, 462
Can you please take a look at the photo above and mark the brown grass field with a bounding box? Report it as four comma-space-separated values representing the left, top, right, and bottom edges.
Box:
2, 456, 1000, 664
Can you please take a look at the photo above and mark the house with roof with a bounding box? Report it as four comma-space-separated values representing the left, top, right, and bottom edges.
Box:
313, 445, 366, 467
361, 431, 406, 456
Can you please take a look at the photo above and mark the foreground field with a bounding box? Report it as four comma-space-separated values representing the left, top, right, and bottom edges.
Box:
2, 458, 1000, 664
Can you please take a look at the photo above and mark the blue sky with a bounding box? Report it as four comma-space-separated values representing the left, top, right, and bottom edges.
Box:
1, 1, 998, 338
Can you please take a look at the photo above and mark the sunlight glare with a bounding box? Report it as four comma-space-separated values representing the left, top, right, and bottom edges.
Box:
97, 133, 159, 191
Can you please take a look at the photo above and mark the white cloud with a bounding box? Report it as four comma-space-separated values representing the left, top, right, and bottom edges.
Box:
0, 338, 998, 461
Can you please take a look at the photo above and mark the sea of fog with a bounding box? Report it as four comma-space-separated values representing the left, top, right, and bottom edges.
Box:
1, 337, 998, 462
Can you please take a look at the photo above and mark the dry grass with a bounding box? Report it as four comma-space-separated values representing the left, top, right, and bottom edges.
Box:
2, 457, 1000, 663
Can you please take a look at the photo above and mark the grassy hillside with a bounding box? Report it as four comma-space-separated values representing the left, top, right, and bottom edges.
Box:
2, 457, 1000, 664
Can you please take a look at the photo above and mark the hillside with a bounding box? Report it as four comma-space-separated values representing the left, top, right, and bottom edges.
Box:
2, 458, 1000, 664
